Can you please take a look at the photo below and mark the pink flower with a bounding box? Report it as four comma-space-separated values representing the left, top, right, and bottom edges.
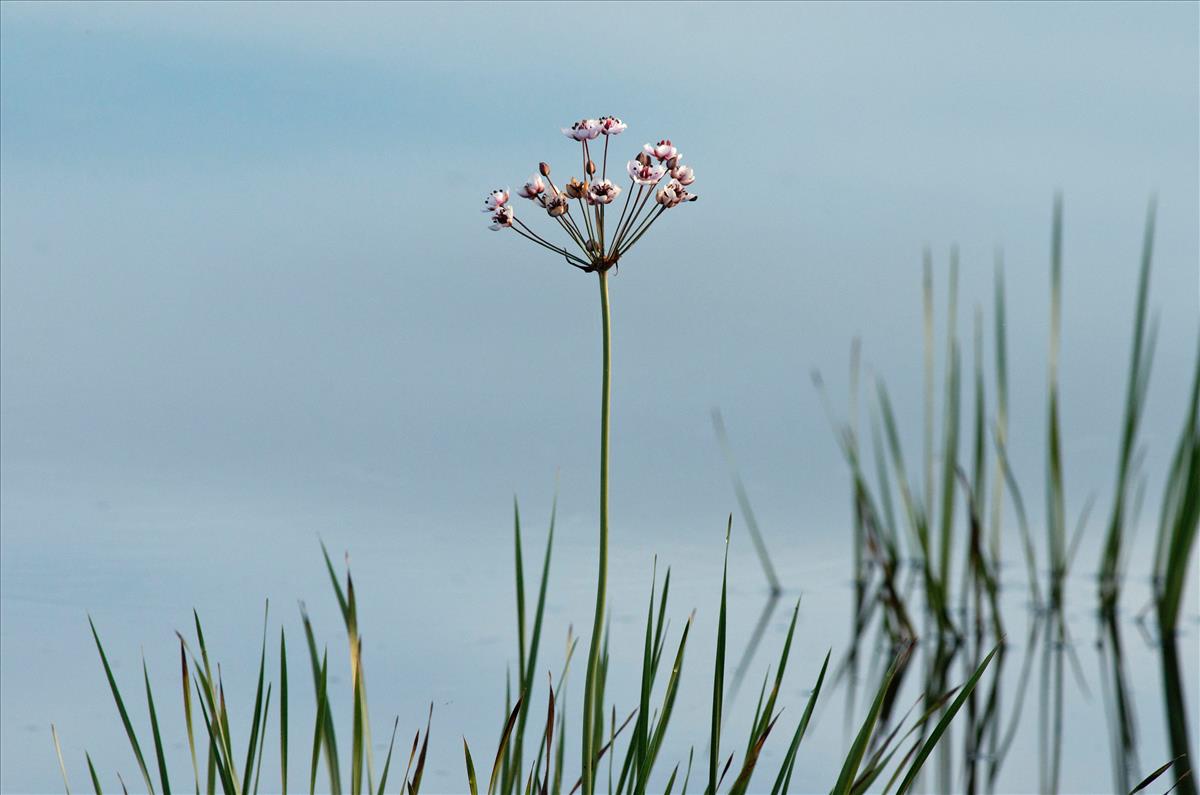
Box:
488, 206, 514, 230
670, 164, 695, 186
562, 119, 601, 141
598, 116, 627, 136
586, 179, 621, 205
656, 179, 697, 209
626, 159, 667, 185
544, 192, 570, 217
643, 140, 677, 162
483, 188, 510, 212
517, 175, 546, 199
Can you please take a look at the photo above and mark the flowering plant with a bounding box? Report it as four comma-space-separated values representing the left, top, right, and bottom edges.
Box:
482, 117, 698, 795
483, 117, 697, 272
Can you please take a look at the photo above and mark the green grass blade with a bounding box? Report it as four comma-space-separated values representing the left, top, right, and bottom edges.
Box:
989, 251, 1009, 563
352, 642, 365, 795
252, 686, 272, 795
1100, 198, 1157, 604
319, 541, 350, 621
300, 607, 341, 793
142, 658, 172, 795
309, 651, 329, 795
410, 704, 433, 795
938, 251, 960, 589
1046, 195, 1067, 596
1129, 756, 1183, 794
512, 494, 556, 795
646, 614, 693, 772
88, 617, 156, 795
832, 643, 912, 795
922, 248, 935, 530
193, 682, 237, 795
86, 752, 104, 795
181, 638, 201, 795
708, 516, 731, 795
241, 608, 269, 795
895, 644, 999, 794
632, 562, 657, 795
374, 718, 399, 795
280, 629, 288, 795
768, 649, 830, 795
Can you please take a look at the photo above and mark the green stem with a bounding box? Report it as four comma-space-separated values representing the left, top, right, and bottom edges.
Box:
581, 269, 612, 795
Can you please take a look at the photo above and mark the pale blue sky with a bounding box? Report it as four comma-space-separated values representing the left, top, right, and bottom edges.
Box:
1, 2, 1198, 791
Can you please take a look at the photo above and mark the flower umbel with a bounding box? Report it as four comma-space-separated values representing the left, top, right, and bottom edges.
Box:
482, 116, 698, 272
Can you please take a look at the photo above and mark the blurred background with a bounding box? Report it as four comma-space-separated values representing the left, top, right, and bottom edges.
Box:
2, 2, 1197, 792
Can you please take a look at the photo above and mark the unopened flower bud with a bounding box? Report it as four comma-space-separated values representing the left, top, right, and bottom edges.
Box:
539, 162, 551, 177
667, 156, 679, 170
586, 160, 596, 176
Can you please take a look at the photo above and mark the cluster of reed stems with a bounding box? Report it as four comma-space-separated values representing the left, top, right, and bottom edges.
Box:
808, 196, 1197, 794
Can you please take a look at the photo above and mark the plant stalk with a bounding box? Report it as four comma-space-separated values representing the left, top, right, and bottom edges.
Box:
581, 269, 612, 795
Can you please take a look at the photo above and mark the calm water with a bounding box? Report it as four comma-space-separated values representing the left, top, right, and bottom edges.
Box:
2, 462, 1196, 793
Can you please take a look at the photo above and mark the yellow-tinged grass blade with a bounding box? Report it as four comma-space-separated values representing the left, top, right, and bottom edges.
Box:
463, 738, 480, 795
489, 697, 524, 795
320, 544, 374, 792
52, 724, 71, 795
88, 616, 156, 795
